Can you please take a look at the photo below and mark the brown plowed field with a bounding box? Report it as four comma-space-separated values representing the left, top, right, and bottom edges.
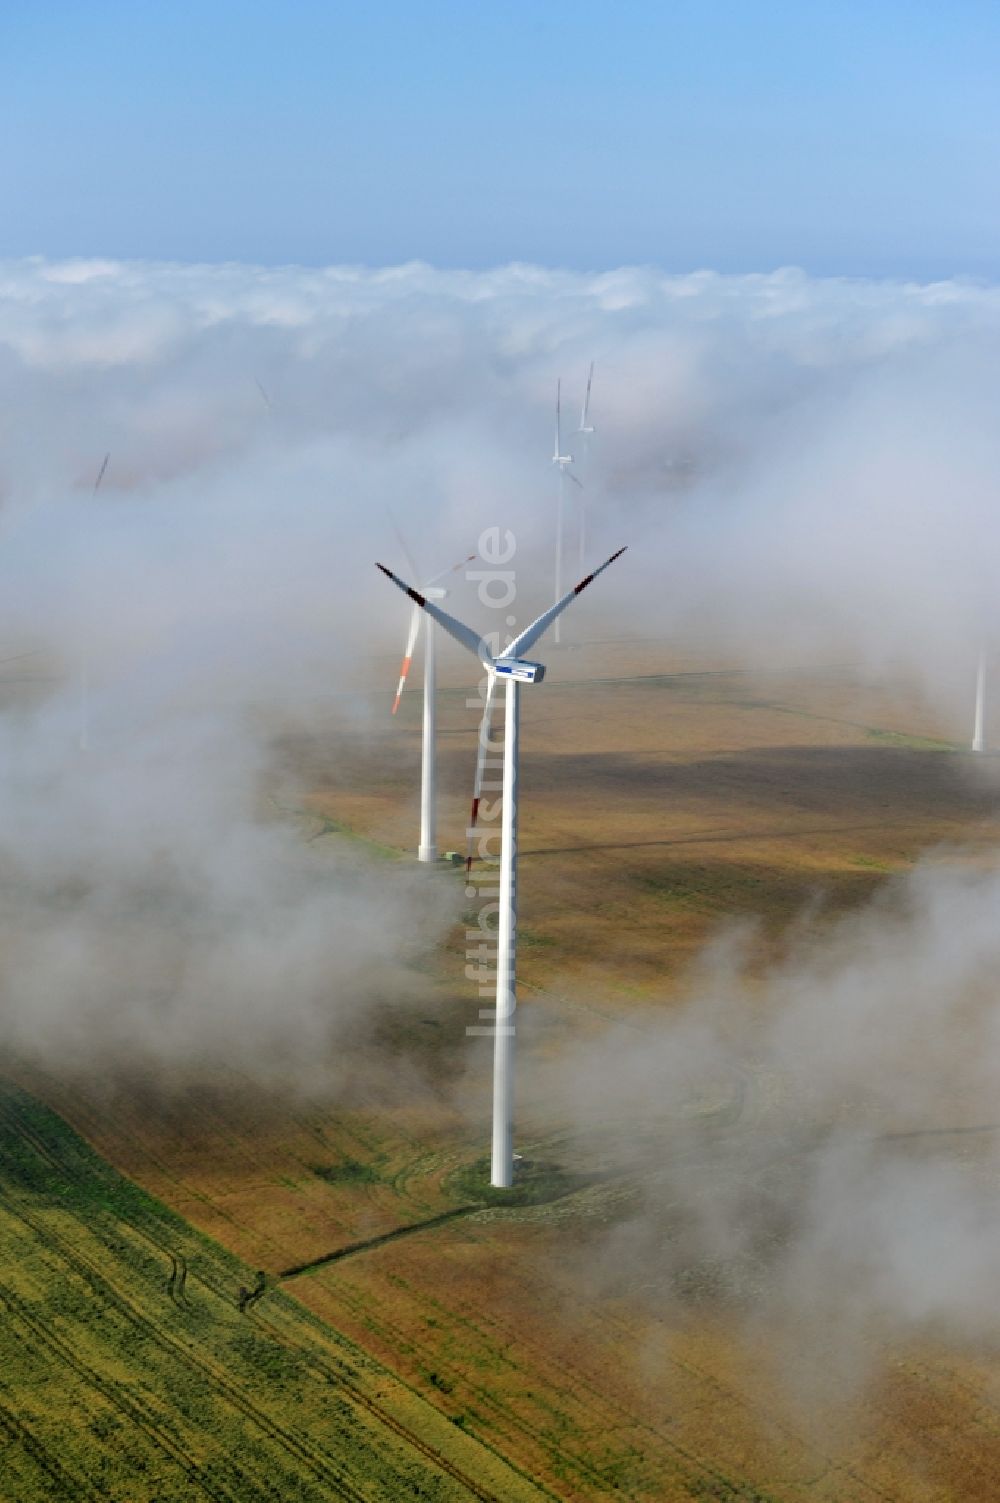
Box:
25, 640, 1000, 1500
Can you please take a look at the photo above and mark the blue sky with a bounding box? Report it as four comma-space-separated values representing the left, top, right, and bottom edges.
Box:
2, 0, 997, 276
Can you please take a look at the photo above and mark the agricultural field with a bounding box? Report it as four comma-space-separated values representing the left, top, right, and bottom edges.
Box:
0, 1080, 548, 1500
13, 638, 1000, 1500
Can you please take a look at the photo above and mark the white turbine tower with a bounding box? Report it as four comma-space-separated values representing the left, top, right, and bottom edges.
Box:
551, 379, 582, 645
377, 545, 626, 1188
973, 648, 987, 752
575, 362, 595, 568
388, 546, 474, 861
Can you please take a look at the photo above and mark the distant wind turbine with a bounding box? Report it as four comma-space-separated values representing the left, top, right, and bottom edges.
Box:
377, 545, 626, 1188
550, 379, 582, 646
79, 660, 90, 754
575, 362, 595, 568
387, 535, 475, 861
973, 648, 987, 752
80, 452, 111, 752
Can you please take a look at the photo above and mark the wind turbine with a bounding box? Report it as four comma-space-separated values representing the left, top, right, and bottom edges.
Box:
575, 362, 595, 568
80, 452, 110, 753
551, 380, 582, 645
973, 648, 987, 752
377, 545, 626, 1188
388, 544, 475, 861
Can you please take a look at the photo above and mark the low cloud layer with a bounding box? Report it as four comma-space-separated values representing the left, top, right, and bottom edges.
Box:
0, 700, 454, 1086
537, 856, 1000, 1404
4, 257, 1000, 717
0, 255, 999, 1096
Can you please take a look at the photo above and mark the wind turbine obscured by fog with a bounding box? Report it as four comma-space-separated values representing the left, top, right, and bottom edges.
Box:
575, 361, 595, 567
550, 380, 582, 645
973, 648, 987, 752
80, 452, 110, 753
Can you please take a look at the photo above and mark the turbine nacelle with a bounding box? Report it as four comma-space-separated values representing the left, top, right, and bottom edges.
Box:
494, 658, 546, 685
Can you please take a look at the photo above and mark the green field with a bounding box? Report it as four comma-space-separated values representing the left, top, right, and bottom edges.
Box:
0, 1081, 548, 1502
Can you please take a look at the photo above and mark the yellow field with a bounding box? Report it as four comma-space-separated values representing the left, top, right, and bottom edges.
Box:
16, 640, 1000, 1500
0, 1082, 552, 1501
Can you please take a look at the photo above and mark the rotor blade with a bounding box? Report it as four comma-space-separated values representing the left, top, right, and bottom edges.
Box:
504, 546, 627, 659
555, 378, 562, 459
254, 376, 271, 409
376, 564, 494, 666
391, 604, 422, 714
93, 452, 110, 495
386, 510, 422, 582
565, 469, 584, 490
579, 361, 594, 429
424, 551, 476, 587
466, 670, 499, 871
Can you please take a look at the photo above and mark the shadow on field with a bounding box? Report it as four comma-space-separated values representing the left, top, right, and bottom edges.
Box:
523, 819, 913, 860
